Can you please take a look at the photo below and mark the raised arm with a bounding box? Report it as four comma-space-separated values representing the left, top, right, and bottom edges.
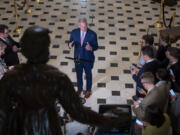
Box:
56, 75, 131, 128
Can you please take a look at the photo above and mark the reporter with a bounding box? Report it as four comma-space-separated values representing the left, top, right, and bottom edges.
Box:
142, 105, 171, 135
0, 41, 7, 80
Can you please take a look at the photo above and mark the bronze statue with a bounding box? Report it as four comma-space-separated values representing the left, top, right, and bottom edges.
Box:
0, 26, 131, 135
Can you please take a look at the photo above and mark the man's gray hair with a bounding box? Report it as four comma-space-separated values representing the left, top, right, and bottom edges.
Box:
78, 18, 87, 24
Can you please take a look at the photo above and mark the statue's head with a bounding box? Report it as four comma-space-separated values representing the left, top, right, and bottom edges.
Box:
20, 26, 50, 64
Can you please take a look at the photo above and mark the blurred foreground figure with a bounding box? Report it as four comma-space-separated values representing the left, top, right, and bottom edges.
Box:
0, 26, 131, 135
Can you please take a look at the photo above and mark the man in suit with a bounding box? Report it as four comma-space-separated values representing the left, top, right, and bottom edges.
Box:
166, 47, 180, 93
68, 18, 98, 98
0, 24, 20, 66
133, 72, 169, 119
156, 33, 170, 68
131, 46, 161, 97
133, 72, 170, 135
137, 34, 156, 67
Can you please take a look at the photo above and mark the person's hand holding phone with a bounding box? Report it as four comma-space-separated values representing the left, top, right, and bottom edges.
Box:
133, 100, 139, 106
131, 70, 136, 75
130, 65, 137, 75
169, 89, 176, 100
139, 88, 147, 96
136, 119, 144, 129
169, 69, 175, 81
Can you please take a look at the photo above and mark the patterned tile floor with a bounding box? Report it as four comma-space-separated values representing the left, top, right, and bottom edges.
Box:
0, 0, 180, 112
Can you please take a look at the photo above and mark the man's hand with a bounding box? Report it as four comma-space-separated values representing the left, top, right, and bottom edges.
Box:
8, 66, 14, 70
170, 74, 175, 81
85, 42, 92, 51
136, 121, 147, 129
68, 41, 74, 49
170, 94, 176, 101
12, 46, 18, 52
131, 70, 136, 75
139, 89, 147, 96
133, 101, 139, 106
66, 114, 73, 123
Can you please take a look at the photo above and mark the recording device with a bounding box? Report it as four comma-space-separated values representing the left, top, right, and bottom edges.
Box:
133, 63, 142, 69
169, 69, 174, 76
137, 100, 142, 104
132, 96, 142, 105
169, 89, 176, 96
132, 63, 137, 67
136, 119, 143, 126
132, 95, 139, 101
137, 87, 142, 92
130, 65, 136, 72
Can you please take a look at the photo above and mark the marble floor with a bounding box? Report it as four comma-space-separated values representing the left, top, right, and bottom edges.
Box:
0, 0, 180, 113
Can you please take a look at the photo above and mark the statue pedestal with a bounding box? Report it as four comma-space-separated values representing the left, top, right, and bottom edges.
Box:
152, 0, 177, 6
160, 26, 180, 43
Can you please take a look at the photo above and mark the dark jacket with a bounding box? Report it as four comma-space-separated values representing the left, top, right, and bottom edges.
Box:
69, 28, 98, 62
170, 61, 180, 93
156, 45, 170, 68
0, 64, 131, 135
0, 36, 20, 66
133, 59, 161, 97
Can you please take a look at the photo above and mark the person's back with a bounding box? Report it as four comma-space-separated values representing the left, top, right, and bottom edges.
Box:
0, 26, 131, 135
142, 105, 171, 135
142, 113, 170, 135
0, 64, 65, 135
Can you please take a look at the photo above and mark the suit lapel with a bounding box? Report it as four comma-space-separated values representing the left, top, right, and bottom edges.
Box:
77, 28, 81, 44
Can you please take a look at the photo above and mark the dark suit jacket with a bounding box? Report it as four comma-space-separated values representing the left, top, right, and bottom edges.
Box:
133, 59, 162, 96
0, 36, 20, 66
156, 45, 170, 68
69, 28, 98, 62
170, 61, 180, 93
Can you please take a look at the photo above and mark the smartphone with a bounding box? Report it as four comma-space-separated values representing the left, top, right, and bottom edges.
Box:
132, 95, 138, 101
130, 65, 136, 71
169, 89, 176, 96
136, 119, 143, 126
132, 63, 137, 67
137, 100, 142, 104
169, 69, 174, 76
137, 87, 142, 92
